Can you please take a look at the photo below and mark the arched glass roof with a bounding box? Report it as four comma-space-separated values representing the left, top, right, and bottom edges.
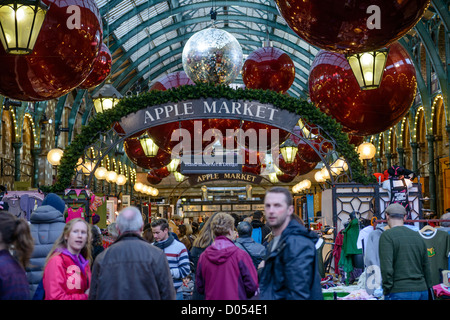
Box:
94, 0, 319, 99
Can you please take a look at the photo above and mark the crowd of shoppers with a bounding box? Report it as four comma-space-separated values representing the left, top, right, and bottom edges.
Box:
0, 187, 436, 301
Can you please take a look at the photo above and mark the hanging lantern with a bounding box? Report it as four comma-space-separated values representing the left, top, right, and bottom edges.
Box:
357, 142, 376, 160
92, 82, 123, 114
314, 170, 325, 183
46, 148, 63, 166
149, 187, 159, 197
139, 133, 159, 157
346, 48, 389, 90
81, 161, 95, 175
268, 172, 279, 183
320, 166, 330, 181
94, 166, 107, 180
134, 182, 144, 192
116, 174, 127, 186
0, 0, 49, 54
280, 139, 298, 164
166, 158, 180, 172
174, 172, 185, 182
105, 170, 118, 183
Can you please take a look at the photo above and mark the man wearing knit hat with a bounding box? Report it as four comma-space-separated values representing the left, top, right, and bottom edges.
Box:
379, 203, 431, 300
26, 193, 66, 298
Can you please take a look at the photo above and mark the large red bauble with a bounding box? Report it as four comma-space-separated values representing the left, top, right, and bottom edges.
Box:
0, 0, 102, 101
309, 42, 417, 136
78, 43, 112, 89
275, 0, 430, 54
296, 154, 318, 176
242, 47, 295, 93
146, 173, 162, 185
149, 167, 171, 179
147, 120, 212, 155
208, 118, 241, 150
276, 173, 296, 183
289, 126, 331, 163
124, 137, 171, 170
240, 121, 290, 151
149, 71, 194, 91
277, 154, 298, 176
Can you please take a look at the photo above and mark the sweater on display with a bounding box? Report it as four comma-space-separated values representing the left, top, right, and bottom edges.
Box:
419, 229, 450, 286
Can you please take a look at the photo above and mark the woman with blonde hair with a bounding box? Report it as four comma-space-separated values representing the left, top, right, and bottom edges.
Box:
0, 211, 34, 299
190, 212, 221, 299
42, 218, 92, 300
196, 212, 259, 300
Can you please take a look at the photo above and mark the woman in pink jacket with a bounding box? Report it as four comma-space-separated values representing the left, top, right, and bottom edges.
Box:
196, 212, 259, 300
43, 218, 92, 300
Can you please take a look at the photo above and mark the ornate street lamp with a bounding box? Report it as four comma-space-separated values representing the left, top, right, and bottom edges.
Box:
0, 0, 49, 54
279, 139, 298, 164
92, 82, 123, 114
139, 133, 159, 157
346, 48, 389, 90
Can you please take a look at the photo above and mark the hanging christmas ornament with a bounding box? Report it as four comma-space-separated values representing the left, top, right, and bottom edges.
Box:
309, 42, 417, 136
182, 27, 243, 84
149, 71, 194, 91
78, 43, 112, 89
242, 46, 295, 93
0, 0, 102, 101
274, 0, 430, 54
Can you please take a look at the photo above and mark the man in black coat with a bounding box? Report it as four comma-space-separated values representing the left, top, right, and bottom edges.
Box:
259, 187, 323, 300
89, 206, 175, 300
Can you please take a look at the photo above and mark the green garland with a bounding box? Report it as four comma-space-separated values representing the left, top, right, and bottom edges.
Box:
42, 82, 375, 193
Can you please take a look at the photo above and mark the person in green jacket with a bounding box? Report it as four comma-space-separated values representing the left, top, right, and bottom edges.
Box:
379, 203, 431, 300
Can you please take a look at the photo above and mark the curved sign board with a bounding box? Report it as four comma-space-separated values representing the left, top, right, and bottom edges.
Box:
118, 98, 301, 137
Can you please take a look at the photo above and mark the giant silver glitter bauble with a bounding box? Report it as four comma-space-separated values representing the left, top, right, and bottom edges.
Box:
182, 27, 243, 84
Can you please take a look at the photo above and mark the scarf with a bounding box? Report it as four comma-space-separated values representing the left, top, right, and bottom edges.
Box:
154, 234, 175, 250
57, 248, 89, 276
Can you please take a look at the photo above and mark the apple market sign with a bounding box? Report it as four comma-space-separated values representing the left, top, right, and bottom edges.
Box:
118, 98, 301, 136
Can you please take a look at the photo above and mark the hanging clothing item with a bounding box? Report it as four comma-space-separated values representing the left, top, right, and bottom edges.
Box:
6, 198, 25, 219
333, 231, 344, 275
66, 207, 84, 222
382, 177, 413, 219
89, 195, 104, 212
20, 195, 42, 221
363, 226, 385, 295
419, 229, 450, 286
338, 219, 363, 277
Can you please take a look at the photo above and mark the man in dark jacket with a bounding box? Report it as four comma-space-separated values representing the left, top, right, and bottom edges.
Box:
235, 221, 266, 270
89, 206, 175, 300
259, 187, 323, 300
251, 210, 271, 244
26, 193, 66, 298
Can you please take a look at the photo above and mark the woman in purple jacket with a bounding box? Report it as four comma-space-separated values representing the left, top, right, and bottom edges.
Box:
196, 212, 259, 300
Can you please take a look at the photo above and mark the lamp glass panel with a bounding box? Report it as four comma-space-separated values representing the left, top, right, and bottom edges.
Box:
140, 136, 159, 156
280, 145, 298, 163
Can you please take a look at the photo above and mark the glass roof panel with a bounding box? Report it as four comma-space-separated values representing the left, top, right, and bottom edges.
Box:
95, 0, 319, 97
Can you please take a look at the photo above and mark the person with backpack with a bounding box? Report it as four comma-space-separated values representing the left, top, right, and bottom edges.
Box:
250, 211, 271, 244
235, 221, 266, 271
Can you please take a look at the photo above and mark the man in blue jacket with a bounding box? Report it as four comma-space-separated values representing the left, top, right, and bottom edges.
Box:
259, 187, 323, 300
